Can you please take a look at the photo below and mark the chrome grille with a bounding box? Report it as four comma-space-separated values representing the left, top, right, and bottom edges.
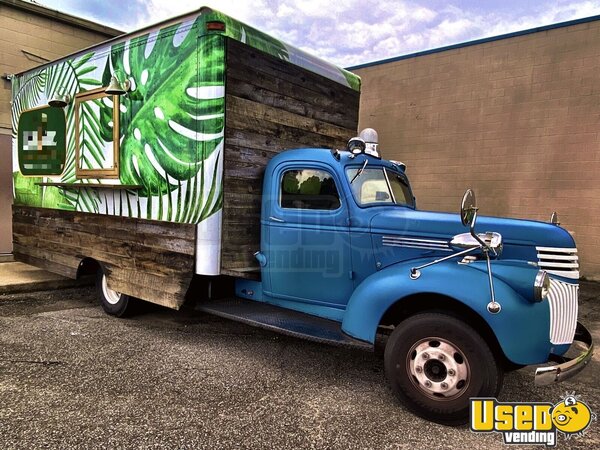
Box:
547, 278, 578, 345
382, 236, 452, 252
536, 246, 579, 279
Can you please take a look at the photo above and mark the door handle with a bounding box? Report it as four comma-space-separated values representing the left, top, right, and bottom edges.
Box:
269, 216, 285, 223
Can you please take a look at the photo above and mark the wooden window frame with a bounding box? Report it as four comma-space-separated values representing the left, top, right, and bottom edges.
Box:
75, 87, 120, 179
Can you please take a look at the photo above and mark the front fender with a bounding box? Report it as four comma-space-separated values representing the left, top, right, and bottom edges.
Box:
342, 259, 552, 364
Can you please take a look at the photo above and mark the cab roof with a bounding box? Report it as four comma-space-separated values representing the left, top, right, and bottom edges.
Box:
267, 148, 405, 173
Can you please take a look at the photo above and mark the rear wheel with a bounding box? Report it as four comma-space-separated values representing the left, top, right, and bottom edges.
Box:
384, 312, 503, 425
96, 269, 134, 317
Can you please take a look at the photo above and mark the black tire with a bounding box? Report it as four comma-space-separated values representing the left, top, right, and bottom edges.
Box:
384, 312, 503, 425
96, 269, 134, 317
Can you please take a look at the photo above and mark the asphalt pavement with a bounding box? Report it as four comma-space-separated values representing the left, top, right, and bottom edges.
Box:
0, 283, 599, 449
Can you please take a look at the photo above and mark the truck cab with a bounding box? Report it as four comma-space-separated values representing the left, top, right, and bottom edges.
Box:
223, 129, 593, 424
260, 147, 414, 312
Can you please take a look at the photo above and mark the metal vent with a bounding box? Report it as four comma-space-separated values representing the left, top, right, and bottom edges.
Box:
547, 278, 579, 345
382, 236, 452, 252
536, 246, 579, 280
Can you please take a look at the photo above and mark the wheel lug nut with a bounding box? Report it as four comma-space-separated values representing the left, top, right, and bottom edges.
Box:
448, 369, 455, 376
422, 353, 430, 360
424, 380, 432, 388
415, 366, 423, 373
441, 382, 448, 389
438, 354, 445, 361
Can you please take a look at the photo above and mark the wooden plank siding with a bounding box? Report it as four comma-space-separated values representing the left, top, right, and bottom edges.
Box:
12, 205, 196, 309
221, 38, 360, 276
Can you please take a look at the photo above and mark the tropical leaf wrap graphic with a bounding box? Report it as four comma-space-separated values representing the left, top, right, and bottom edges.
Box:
96, 19, 225, 221
11, 10, 359, 224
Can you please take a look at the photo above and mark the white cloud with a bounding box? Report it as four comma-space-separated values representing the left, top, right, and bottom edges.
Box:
39, 0, 600, 67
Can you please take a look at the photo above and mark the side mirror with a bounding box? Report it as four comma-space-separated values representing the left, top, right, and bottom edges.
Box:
460, 189, 478, 229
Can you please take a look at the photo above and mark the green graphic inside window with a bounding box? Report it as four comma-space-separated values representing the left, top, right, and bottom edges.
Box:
17, 107, 66, 176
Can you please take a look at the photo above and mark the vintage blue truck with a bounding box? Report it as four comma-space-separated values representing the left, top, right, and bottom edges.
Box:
193, 129, 592, 425
10, 7, 592, 425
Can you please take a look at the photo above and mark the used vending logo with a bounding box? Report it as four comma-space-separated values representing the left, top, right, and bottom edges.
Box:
470, 393, 595, 446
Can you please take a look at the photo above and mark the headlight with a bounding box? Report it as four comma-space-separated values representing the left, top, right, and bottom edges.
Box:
534, 270, 551, 301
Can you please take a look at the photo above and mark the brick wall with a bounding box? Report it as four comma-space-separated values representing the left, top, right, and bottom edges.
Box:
354, 21, 600, 280
0, 1, 120, 253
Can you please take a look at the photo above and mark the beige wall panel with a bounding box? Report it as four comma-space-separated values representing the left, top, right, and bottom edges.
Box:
0, 134, 12, 253
355, 21, 600, 280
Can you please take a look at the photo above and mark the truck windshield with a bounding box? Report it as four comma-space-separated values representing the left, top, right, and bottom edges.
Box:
346, 167, 414, 207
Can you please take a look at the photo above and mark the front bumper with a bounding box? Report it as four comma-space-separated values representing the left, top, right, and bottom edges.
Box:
534, 322, 594, 385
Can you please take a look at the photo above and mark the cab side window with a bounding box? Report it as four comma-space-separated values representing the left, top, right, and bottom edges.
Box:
280, 169, 341, 210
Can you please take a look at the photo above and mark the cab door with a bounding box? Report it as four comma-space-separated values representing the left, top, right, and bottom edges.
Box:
263, 163, 353, 306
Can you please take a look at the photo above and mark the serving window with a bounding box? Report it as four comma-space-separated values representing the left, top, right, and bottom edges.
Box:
75, 88, 119, 178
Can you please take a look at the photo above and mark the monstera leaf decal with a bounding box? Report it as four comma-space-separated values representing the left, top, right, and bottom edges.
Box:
100, 19, 225, 204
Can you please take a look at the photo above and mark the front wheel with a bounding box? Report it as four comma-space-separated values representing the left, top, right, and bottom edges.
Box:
384, 312, 503, 425
96, 269, 134, 317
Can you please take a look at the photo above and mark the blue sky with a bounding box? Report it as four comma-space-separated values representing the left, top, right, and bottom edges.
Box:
39, 0, 600, 66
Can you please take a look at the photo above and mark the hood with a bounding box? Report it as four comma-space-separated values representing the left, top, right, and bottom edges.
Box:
370, 208, 576, 264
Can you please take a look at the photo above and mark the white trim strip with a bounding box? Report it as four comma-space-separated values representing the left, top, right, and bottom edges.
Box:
536, 246, 577, 253
382, 240, 449, 248
542, 270, 580, 280
383, 236, 450, 245
538, 262, 579, 269
537, 254, 579, 261
384, 243, 454, 252
382, 235, 453, 252
195, 210, 222, 276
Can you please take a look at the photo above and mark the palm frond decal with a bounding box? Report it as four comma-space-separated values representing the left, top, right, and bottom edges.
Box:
45, 53, 103, 212
11, 71, 45, 137
12, 52, 103, 212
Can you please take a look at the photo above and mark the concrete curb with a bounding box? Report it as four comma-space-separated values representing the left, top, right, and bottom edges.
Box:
0, 277, 94, 295
0, 261, 93, 295
0, 254, 14, 263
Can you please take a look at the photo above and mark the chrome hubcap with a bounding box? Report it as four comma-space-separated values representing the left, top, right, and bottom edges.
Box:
101, 274, 122, 305
407, 337, 470, 400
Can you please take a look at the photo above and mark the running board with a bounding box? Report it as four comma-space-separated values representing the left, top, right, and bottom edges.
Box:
196, 297, 373, 351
